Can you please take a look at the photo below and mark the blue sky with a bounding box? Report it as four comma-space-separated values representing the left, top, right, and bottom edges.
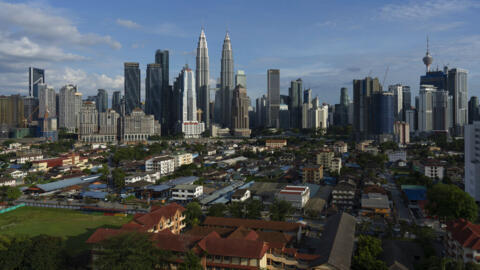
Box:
0, 0, 479, 104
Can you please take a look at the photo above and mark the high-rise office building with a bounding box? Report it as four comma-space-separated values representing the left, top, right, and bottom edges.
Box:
433, 90, 449, 132
112, 91, 122, 113
465, 121, 480, 202
402, 86, 411, 120
340, 87, 349, 106
288, 78, 303, 129
155, 49, 171, 135
418, 85, 435, 132
174, 65, 205, 138
388, 84, 403, 121
235, 70, 247, 88
124, 62, 141, 115
267, 69, 280, 128
304, 89, 312, 105
155, 50, 169, 87
448, 68, 468, 135
29, 67, 45, 98
196, 29, 210, 129
59, 84, 82, 132
145, 63, 163, 121
371, 91, 394, 135
0, 95, 24, 128
468, 96, 479, 124
96, 89, 108, 113
255, 95, 268, 128
334, 87, 349, 126
38, 83, 56, 119
231, 85, 251, 137
353, 77, 382, 139
23, 97, 38, 124
220, 32, 234, 128
78, 101, 99, 140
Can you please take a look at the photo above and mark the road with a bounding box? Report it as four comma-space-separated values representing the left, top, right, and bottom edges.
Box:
385, 172, 411, 222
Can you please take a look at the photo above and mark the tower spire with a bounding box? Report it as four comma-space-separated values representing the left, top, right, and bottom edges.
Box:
422, 35, 433, 73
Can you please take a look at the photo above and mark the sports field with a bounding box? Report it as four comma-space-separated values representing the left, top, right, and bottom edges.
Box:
0, 206, 131, 255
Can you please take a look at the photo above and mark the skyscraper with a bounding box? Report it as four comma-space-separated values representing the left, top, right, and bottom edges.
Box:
402, 86, 411, 120
289, 79, 303, 129
38, 83, 56, 119
255, 95, 267, 128
418, 85, 435, 132
353, 77, 382, 139
231, 85, 251, 137
196, 29, 210, 129
340, 87, 349, 106
59, 84, 82, 132
29, 67, 45, 98
96, 89, 108, 113
235, 70, 247, 88
433, 90, 449, 132
371, 91, 394, 135
154, 50, 171, 134
112, 91, 122, 113
0, 95, 24, 128
220, 32, 234, 128
448, 68, 468, 135
267, 69, 280, 128
388, 84, 403, 121
174, 65, 205, 138
145, 63, 163, 121
468, 96, 479, 124
155, 50, 169, 88
124, 62, 141, 115
304, 89, 312, 105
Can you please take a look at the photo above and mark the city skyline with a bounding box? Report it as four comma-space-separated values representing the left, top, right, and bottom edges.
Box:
0, 0, 479, 104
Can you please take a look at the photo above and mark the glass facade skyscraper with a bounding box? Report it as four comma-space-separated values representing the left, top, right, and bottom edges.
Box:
145, 63, 163, 122
124, 62, 141, 115
29, 67, 45, 98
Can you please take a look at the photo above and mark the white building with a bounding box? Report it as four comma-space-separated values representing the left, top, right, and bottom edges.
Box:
59, 84, 82, 133
145, 156, 175, 176
331, 157, 342, 174
388, 84, 404, 120
231, 189, 251, 202
465, 122, 480, 201
276, 186, 310, 209
419, 160, 445, 180
122, 109, 161, 142
171, 184, 203, 201
418, 85, 435, 132
0, 178, 16, 187
174, 152, 193, 168
38, 83, 56, 118
388, 150, 407, 163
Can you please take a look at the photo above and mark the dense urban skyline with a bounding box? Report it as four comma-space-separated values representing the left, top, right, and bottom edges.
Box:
1, 0, 480, 104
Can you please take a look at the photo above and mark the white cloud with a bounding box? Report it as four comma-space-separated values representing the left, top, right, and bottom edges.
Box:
0, 1, 121, 49
116, 19, 141, 29
380, 0, 479, 20
154, 23, 186, 37
50, 68, 124, 95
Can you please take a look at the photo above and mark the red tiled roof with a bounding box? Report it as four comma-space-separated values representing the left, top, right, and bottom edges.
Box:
197, 232, 269, 259
447, 219, 480, 250
86, 228, 128, 244
203, 216, 304, 232
185, 226, 234, 237
130, 203, 185, 230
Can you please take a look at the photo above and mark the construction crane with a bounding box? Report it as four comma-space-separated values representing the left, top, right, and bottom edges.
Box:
22, 105, 39, 127
382, 66, 389, 87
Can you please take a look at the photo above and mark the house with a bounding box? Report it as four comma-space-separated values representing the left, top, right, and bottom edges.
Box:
31, 154, 87, 172
171, 184, 203, 201
9, 153, 44, 164
231, 189, 251, 202
24, 174, 101, 194
302, 165, 324, 184
0, 177, 16, 187
145, 156, 175, 176
445, 219, 480, 264
265, 139, 287, 148
276, 186, 310, 209
125, 172, 160, 185
6, 169, 27, 179
333, 141, 348, 154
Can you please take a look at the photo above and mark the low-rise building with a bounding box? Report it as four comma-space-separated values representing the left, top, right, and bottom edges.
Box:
331, 157, 342, 174
333, 141, 348, 154
145, 156, 175, 176
316, 149, 334, 172
231, 189, 251, 202
360, 193, 390, 217
174, 152, 193, 168
446, 219, 480, 264
265, 139, 287, 149
0, 177, 16, 187
276, 186, 310, 209
302, 165, 323, 184
416, 159, 445, 180
332, 179, 357, 211
171, 184, 203, 201
388, 150, 407, 163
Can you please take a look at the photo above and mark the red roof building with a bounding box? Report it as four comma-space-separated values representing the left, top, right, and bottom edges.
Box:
446, 219, 480, 264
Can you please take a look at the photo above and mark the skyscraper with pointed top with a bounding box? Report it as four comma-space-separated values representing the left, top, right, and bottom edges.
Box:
196, 28, 210, 129
220, 32, 234, 128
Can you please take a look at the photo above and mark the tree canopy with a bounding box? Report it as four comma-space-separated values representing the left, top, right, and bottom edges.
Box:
207, 203, 227, 217
426, 184, 478, 221
352, 235, 387, 270
270, 200, 293, 221
185, 202, 202, 227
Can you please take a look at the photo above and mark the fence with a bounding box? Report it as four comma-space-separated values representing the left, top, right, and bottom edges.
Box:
0, 203, 25, 214
17, 201, 148, 214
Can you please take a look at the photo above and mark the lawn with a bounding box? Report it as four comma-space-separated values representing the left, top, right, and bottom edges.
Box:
0, 206, 131, 256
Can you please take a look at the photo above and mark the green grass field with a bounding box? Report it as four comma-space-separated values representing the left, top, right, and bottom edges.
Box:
0, 206, 131, 256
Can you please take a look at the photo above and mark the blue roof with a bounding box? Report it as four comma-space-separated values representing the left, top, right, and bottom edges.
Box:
305, 183, 321, 198
146, 184, 170, 192
403, 189, 426, 201
164, 176, 198, 186
9, 164, 22, 169
89, 184, 107, 189
280, 165, 291, 172
345, 163, 361, 168
36, 174, 101, 192
82, 191, 108, 199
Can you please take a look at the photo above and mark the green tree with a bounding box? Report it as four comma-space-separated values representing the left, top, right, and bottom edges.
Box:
0, 186, 22, 201
112, 168, 125, 190
352, 235, 387, 270
207, 203, 227, 217
178, 251, 203, 270
185, 202, 203, 227
245, 199, 264, 219
426, 184, 478, 221
98, 163, 109, 181
228, 201, 245, 218
95, 232, 171, 270
270, 200, 293, 221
